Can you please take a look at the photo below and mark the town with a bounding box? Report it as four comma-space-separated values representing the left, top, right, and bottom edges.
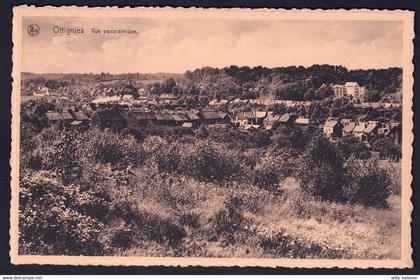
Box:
22, 74, 402, 154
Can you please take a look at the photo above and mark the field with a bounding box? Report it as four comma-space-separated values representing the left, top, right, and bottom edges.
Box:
18, 123, 401, 258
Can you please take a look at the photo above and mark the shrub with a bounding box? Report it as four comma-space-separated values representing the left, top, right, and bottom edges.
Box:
155, 143, 180, 173
336, 136, 371, 159
179, 212, 200, 228
20, 123, 39, 170
372, 137, 401, 161
109, 220, 134, 249
343, 157, 391, 208
271, 125, 307, 155
296, 134, 345, 201
210, 197, 244, 243
110, 197, 186, 248
83, 129, 144, 168
384, 163, 401, 195
19, 171, 105, 255
253, 155, 289, 191
38, 129, 80, 183
178, 141, 240, 182
132, 211, 186, 247
143, 136, 180, 173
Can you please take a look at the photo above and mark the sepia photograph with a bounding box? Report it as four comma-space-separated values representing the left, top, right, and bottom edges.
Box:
10, 7, 414, 268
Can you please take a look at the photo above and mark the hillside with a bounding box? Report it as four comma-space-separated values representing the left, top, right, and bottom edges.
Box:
172, 65, 402, 102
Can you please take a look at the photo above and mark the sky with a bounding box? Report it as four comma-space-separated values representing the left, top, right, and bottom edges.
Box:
21, 16, 403, 74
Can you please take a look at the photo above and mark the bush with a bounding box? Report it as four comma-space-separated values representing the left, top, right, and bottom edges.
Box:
83, 129, 144, 168
19, 171, 105, 255
143, 136, 180, 173
343, 157, 391, 208
178, 141, 241, 182
253, 155, 290, 191
271, 125, 307, 155
211, 197, 244, 243
336, 136, 371, 159
38, 128, 80, 183
109, 220, 134, 249
372, 137, 401, 161
297, 134, 345, 201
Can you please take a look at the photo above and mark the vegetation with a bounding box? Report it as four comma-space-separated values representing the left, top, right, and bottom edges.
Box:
19, 116, 401, 258
159, 65, 401, 102
22, 65, 402, 104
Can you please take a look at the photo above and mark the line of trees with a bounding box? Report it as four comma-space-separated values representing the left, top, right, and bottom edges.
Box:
150, 65, 402, 102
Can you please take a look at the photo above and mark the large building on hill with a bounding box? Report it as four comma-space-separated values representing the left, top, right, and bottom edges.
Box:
332, 82, 366, 101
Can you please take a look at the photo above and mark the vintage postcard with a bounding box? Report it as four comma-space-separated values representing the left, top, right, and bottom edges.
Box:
10, 6, 414, 268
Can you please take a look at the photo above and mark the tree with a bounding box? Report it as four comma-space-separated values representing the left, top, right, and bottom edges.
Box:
365, 89, 381, 102
161, 78, 176, 93
149, 82, 161, 95
372, 137, 401, 160
336, 136, 371, 159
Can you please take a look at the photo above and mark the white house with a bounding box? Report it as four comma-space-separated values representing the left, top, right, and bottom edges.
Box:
332, 82, 366, 101
344, 82, 366, 100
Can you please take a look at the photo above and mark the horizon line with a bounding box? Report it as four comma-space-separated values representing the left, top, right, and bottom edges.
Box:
21, 64, 403, 76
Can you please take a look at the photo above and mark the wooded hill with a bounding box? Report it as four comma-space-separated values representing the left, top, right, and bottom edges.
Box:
172, 65, 402, 102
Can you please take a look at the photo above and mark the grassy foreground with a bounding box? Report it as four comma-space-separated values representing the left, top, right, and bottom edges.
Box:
108, 172, 401, 259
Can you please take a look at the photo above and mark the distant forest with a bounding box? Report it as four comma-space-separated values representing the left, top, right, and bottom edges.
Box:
169, 65, 402, 102
22, 65, 402, 103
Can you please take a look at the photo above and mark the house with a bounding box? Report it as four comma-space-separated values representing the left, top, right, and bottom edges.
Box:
91, 108, 127, 129
154, 113, 175, 126
363, 121, 378, 141
323, 118, 342, 138
332, 85, 346, 98
127, 111, 156, 128
70, 120, 84, 128
185, 111, 201, 125
181, 122, 193, 128
159, 94, 177, 103
233, 112, 252, 127
352, 122, 366, 140
294, 117, 310, 127
60, 111, 74, 125
208, 99, 219, 106
254, 111, 268, 125
332, 82, 366, 101
171, 113, 189, 125
198, 111, 222, 124
389, 122, 402, 144
71, 111, 89, 122
33, 87, 50, 97
218, 112, 233, 124
278, 113, 296, 125
24, 102, 47, 119
345, 82, 366, 100
340, 118, 353, 127
263, 113, 280, 130
242, 124, 261, 130
44, 111, 62, 123
71, 111, 90, 127
232, 111, 265, 126
342, 122, 356, 137
234, 112, 249, 127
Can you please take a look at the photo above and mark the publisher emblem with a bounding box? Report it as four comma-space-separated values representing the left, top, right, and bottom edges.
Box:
27, 24, 40, 37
